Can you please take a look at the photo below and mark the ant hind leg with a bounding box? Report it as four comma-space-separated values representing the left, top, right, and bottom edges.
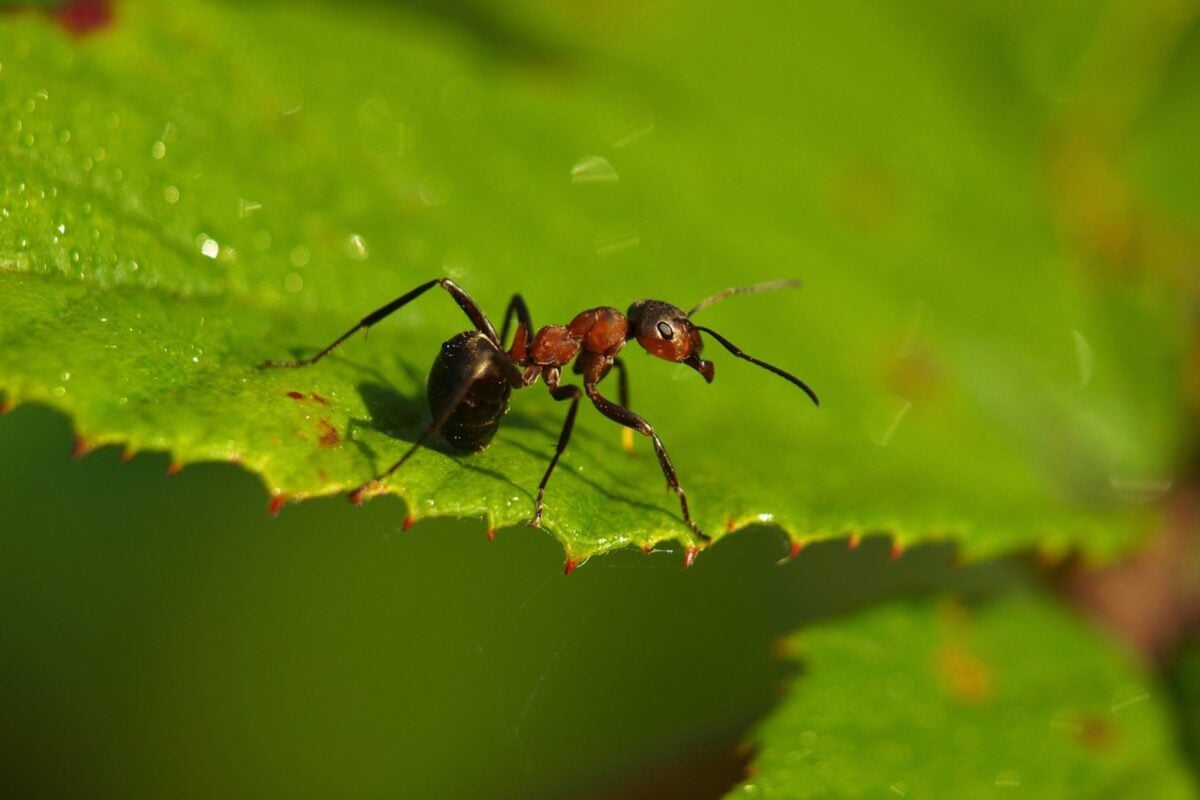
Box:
262, 278, 500, 369
349, 354, 497, 506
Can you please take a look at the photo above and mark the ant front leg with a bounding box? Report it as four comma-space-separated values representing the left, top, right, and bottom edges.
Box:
584, 384, 710, 542
531, 373, 582, 528
261, 278, 500, 368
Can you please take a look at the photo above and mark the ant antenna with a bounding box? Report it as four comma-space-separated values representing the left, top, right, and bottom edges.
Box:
688, 279, 802, 317
693, 325, 820, 406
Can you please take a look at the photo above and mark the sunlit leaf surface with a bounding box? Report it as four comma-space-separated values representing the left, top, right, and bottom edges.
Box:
0, 1, 1189, 563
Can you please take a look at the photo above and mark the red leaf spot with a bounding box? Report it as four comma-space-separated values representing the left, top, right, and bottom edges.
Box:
402, 515, 415, 531
310, 392, 330, 406
684, 547, 699, 569
486, 527, 496, 541
268, 495, 287, 517
563, 558, 576, 575
848, 533, 861, 550
789, 540, 806, 559
316, 420, 340, 447
55, 0, 112, 36
286, 391, 304, 401
1075, 716, 1116, 751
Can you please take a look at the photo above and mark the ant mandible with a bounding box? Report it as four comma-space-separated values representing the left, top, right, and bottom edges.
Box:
262, 278, 819, 541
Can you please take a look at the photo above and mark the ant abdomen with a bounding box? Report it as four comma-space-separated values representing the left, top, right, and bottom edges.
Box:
427, 332, 512, 452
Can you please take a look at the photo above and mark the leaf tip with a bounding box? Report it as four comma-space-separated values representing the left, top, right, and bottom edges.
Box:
848, 533, 862, 550
402, 514, 415, 531
890, 537, 905, 560
268, 494, 287, 517
684, 546, 700, 569
486, 527, 496, 541
348, 485, 372, 507
563, 558, 577, 576
789, 539, 806, 559
71, 435, 92, 460
166, 461, 184, 476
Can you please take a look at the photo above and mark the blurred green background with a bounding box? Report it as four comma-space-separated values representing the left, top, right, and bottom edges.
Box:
2, 0, 1199, 797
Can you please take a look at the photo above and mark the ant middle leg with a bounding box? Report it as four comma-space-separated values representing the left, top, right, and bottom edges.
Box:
261, 278, 500, 368
584, 384, 710, 542
611, 358, 635, 453
531, 381, 582, 528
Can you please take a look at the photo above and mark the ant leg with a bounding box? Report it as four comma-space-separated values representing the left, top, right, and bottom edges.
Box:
611, 358, 635, 454
262, 278, 500, 368
350, 354, 496, 504
499, 294, 533, 350
531, 383, 582, 528
584, 384, 709, 541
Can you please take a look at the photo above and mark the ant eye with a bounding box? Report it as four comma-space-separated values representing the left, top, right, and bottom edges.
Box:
656, 321, 674, 340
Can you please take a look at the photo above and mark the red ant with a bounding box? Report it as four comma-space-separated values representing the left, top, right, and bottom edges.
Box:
263, 278, 818, 541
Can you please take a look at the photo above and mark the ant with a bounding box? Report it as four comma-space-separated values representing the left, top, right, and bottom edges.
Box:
262, 278, 818, 541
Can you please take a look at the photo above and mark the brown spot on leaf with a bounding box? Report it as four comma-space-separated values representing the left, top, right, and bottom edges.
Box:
310, 392, 330, 406
937, 643, 993, 704
316, 420, 340, 447
286, 391, 304, 401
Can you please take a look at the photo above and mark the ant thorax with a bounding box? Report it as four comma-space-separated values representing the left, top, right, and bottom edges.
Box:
527, 306, 629, 383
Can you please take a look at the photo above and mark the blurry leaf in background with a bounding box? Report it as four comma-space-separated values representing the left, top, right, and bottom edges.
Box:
732, 595, 1197, 799
0, 0, 1194, 564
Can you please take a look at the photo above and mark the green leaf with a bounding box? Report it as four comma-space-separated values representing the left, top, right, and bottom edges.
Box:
0, 2, 1188, 563
731, 595, 1196, 799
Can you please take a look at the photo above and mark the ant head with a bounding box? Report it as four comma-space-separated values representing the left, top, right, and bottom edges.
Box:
626, 300, 715, 382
